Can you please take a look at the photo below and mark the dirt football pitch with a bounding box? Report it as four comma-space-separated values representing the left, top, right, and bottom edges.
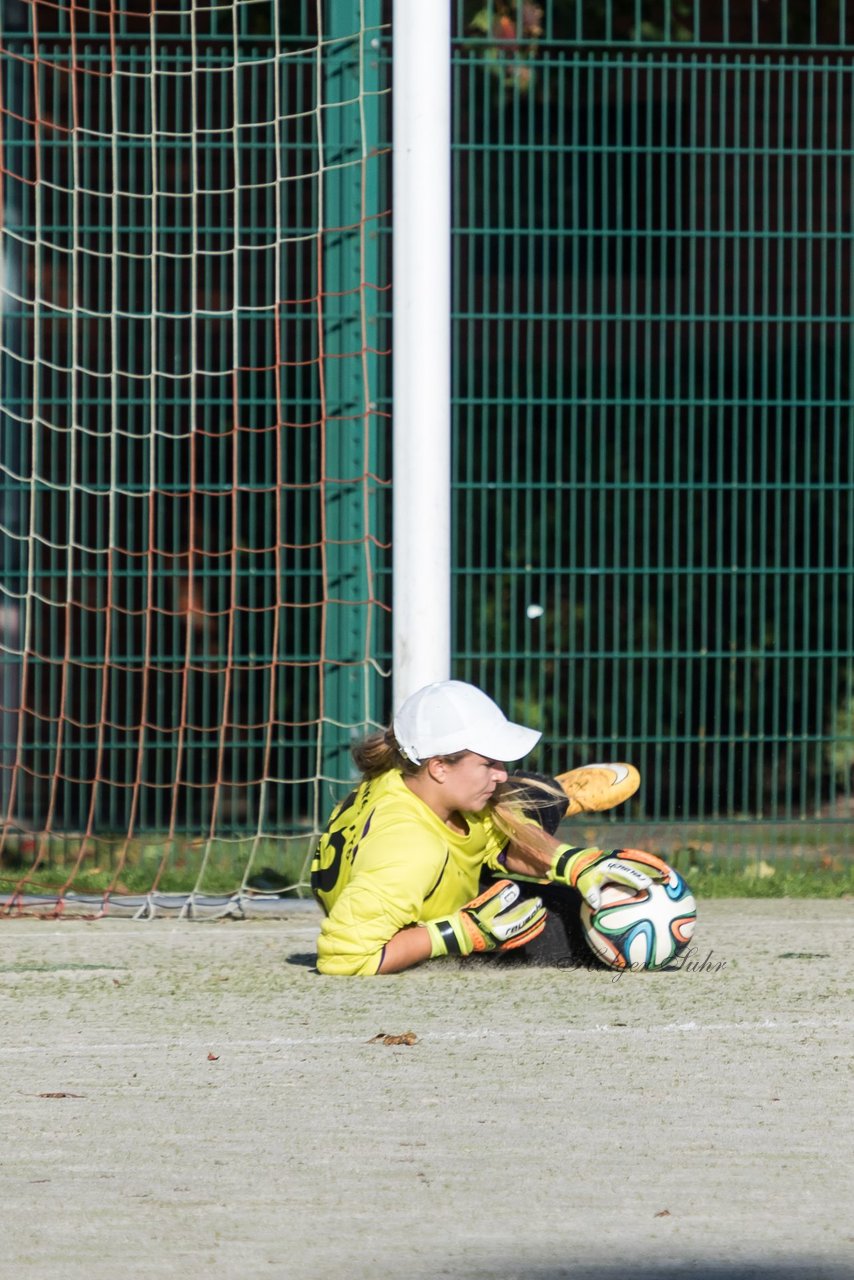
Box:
1, 898, 852, 1280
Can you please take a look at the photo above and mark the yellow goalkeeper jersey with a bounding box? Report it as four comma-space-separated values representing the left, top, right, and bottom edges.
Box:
311, 769, 508, 976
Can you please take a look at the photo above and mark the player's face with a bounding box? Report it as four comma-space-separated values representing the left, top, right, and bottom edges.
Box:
442, 752, 508, 813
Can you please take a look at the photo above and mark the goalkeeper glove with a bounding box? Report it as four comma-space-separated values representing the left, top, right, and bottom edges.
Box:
548, 845, 669, 910
424, 880, 547, 958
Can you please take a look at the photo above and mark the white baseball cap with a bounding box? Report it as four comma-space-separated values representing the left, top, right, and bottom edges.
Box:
393, 680, 541, 766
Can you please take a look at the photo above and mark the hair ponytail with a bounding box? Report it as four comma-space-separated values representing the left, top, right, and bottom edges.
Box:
351, 725, 421, 779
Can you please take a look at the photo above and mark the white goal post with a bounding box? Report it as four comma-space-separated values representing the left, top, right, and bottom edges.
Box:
391, 0, 452, 708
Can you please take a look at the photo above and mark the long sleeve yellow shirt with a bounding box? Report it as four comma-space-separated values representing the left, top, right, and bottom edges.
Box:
311, 770, 508, 975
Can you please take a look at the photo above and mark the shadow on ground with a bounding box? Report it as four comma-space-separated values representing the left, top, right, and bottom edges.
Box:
463, 1263, 853, 1280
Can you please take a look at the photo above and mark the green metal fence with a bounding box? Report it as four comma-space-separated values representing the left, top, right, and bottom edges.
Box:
451, 1, 854, 856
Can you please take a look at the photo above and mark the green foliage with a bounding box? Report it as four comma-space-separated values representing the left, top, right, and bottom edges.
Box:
462, 0, 693, 67
464, 3, 546, 99
668, 845, 854, 899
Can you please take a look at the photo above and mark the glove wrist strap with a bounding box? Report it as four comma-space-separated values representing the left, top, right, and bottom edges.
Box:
425, 916, 474, 959
548, 843, 588, 886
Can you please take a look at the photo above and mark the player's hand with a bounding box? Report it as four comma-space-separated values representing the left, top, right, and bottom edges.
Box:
548, 845, 669, 910
425, 880, 547, 958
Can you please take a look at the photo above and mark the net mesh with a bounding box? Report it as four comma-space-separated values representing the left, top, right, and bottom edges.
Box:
0, 0, 391, 913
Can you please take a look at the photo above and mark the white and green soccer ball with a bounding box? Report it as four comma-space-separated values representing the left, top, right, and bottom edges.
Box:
580, 869, 697, 971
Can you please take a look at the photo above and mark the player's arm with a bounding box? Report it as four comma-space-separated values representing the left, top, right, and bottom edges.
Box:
499, 828, 563, 879
376, 924, 433, 973
354, 881, 547, 974
382, 879, 546, 972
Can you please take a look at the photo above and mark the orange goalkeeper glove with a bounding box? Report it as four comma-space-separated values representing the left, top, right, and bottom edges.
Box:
425, 880, 547, 958
548, 845, 670, 910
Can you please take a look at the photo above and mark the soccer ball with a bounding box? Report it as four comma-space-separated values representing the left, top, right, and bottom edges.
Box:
580, 869, 697, 971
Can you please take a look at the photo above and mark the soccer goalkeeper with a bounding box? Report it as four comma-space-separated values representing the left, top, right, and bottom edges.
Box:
311, 679, 666, 975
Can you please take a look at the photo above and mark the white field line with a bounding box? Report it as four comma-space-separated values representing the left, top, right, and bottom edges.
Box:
1, 1017, 853, 1057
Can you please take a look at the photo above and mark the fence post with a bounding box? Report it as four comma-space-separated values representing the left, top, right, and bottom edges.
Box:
320, 0, 384, 802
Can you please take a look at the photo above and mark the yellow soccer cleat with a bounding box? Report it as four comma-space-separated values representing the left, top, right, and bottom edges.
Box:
556, 762, 641, 817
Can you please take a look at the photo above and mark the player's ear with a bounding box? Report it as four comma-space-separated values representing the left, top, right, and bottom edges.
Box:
425, 756, 447, 783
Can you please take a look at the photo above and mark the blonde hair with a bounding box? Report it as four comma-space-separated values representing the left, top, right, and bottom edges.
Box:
491, 775, 568, 862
